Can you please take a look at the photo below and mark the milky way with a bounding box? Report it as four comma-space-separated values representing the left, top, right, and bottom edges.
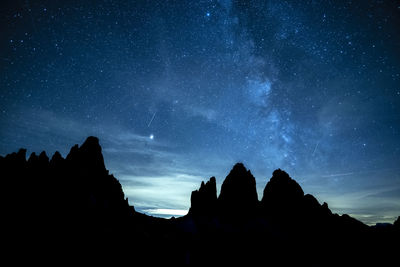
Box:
1, 0, 399, 224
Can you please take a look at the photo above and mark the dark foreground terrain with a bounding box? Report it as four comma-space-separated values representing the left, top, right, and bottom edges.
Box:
1, 137, 399, 265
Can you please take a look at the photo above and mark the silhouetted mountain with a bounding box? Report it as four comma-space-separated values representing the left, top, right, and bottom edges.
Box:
218, 163, 258, 217
2, 136, 399, 266
261, 168, 304, 221
189, 176, 217, 216
1, 136, 136, 264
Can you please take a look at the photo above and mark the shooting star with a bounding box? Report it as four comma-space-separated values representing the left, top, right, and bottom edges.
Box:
147, 111, 157, 127
311, 141, 319, 157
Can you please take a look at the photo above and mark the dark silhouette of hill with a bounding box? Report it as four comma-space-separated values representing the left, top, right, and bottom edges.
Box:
1, 136, 399, 265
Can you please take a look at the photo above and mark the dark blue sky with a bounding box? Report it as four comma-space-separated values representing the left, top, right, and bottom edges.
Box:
1, 0, 399, 224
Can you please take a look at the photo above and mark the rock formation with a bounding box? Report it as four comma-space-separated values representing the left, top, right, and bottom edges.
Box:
1, 136, 399, 266
189, 176, 217, 216
1, 136, 134, 231
218, 163, 258, 216
261, 169, 304, 217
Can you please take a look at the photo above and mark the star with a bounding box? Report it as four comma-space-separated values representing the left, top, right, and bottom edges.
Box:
149, 134, 154, 140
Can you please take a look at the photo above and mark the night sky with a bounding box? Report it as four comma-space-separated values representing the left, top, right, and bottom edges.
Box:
1, 0, 399, 224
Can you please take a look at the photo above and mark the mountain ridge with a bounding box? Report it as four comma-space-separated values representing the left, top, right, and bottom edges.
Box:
1, 136, 398, 265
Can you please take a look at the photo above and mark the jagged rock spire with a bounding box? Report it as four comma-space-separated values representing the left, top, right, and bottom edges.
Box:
190, 177, 217, 216
218, 163, 258, 216
66, 136, 106, 174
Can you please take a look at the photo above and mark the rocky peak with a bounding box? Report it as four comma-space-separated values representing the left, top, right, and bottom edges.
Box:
50, 151, 63, 165
190, 176, 217, 216
260, 169, 305, 219
66, 136, 106, 173
218, 163, 258, 215
1, 136, 134, 225
261, 169, 304, 204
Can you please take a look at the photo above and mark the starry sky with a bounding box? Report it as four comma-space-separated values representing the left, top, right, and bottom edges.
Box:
1, 0, 400, 224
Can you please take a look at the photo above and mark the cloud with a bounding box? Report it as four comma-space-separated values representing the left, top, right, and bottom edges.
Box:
122, 173, 201, 212
142, 209, 188, 218
97, 126, 223, 214
309, 184, 400, 225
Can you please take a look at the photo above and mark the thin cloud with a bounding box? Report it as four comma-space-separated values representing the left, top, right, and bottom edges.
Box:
142, 209, 188, 217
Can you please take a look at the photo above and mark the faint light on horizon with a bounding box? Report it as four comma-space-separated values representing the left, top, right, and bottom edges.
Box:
149, 134, 154, 140
143, 208, 188, 217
